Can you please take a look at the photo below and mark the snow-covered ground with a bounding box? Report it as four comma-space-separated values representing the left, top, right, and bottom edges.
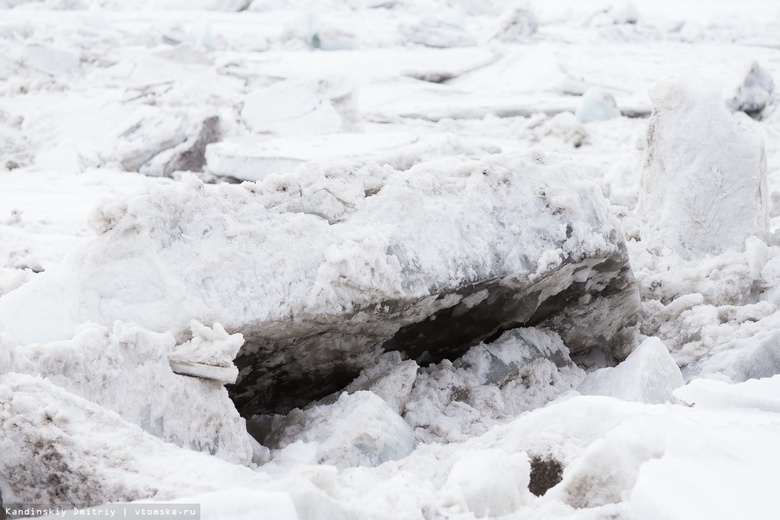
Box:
1, 0, 780, 518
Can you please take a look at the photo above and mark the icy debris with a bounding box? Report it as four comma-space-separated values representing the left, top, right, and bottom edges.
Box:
577, 337, 683, 404
141, 114, 220, 177
403, 328, 586, 443
0, 373, 261, 507
0, 153, 640, 416
492, 7, 539, 42
3, 321, 251, 464
637, 80, 768, 258
575, 87, 621, 124
261, 391, 417, 468
241, 78, 360, 136
344, 351, 419, 414
725, 61, 775, 116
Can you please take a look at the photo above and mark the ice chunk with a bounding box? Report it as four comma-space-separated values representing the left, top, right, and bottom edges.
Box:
140, 114, 220, 177
637, 80, 768, 258
492, 7, 539, 41
344, 351, 419, 414
205, 132, 419, 181
575, 87, 621, 123
0, 153, 640, 416
400, 18, 476, 49
169, 320, 244, 384
725, 61, 775, 116
577, 337, 683, 404
262, 391, 417, 468
153, 0, 251, 10
5, 322, 251, 464
241, 78, 359, 136
110, 109, 189, 172
0, 373, 261, 507
403, 327, 586, 443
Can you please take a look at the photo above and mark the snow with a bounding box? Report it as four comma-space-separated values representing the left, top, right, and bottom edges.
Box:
2, 0, 780, 517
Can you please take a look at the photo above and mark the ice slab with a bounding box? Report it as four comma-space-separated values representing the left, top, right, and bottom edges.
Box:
0, 153, 640, 417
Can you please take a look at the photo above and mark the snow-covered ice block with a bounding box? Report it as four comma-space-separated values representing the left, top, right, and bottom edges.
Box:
241, 78, 359, 136
0, 153, 640, 416
2, 321, 252, 464
0, 373, 262, 507
725, 61, 775, 116
577, 337, 683, 404
637, 80, 768, 258
262, 391, 417, 468
575, 87, 621, 123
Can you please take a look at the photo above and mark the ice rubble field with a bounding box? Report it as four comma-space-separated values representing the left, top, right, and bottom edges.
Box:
2, 0, 780, 518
